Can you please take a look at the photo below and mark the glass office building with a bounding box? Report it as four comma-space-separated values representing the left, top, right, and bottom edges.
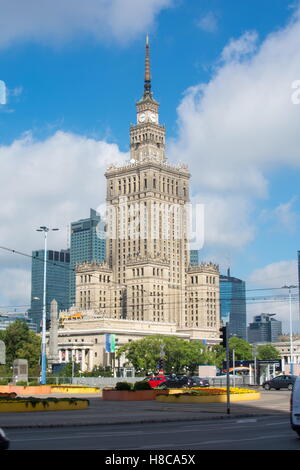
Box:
220, 269, 247, 340
189, 250, 199, 266
29, 249, 70, 331
0, 313, 37, 332
69, 209, 106, 306
247, 313, 282, 343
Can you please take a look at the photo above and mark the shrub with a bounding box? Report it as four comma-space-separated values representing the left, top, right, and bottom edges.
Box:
133, 380, 152, 391
0, 379, 9, 385
16, 381, 28, 386
115, 382, 133, 391
28, 381, 40, 386
0, 392, 17, 399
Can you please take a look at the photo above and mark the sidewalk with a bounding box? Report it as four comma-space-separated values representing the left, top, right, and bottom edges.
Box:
0, 391, 290, 429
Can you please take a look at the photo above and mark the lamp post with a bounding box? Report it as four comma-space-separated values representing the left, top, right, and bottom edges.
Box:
36, 226, 59, 384
282, 285, 297, 375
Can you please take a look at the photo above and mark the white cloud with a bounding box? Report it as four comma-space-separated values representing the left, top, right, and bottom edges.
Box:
169, 6, 300, 252
247, 260, 299, 332
221, 31, 258, 63
259, 197, 299, 233
0, 0, 173, 48
196, 11, 219, 34
0, 268, 30, 309
190, 192, 255, 251
247, 260, 298, 288
0, 131, 126, 308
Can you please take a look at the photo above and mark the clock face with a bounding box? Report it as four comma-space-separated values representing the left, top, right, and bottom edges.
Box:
150, 113, 157, 123
139, 113, 146, 123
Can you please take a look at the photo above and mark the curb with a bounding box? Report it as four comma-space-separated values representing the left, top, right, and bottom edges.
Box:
1, 412, 276, 429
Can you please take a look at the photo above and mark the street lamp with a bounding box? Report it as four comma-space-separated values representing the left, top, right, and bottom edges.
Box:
282, 285, 297, 375
36, 226, 59, 384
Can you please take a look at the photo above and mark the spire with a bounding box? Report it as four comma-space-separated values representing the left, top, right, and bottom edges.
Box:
144, 34, 151, 97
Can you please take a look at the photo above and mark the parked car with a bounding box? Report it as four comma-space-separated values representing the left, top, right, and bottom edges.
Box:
262, 374, 297, 391
0, 428, 9, 450
290, 377, 300, 437
157, 375, 210, 389
143, 375, 167, 388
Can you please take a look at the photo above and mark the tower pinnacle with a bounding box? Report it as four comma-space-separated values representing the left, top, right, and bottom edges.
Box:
144, 34, 151, 97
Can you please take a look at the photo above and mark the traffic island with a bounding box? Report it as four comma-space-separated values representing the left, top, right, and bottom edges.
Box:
0, 385, 100, 395
102, 389, 167, 401
156, 387, 261, 403
0, 397, 90, 412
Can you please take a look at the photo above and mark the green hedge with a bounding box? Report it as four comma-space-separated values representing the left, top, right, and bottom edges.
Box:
115, 382, 133, 391
133, 380, 152, 391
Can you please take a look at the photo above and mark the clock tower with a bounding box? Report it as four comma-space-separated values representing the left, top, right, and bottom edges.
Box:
130, 36, 166, 163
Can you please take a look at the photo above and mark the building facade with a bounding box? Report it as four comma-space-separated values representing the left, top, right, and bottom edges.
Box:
47, 39, 221, 371
0, 313, 37, 333
190, 250, 199, 266
29, 249, 70, 331
69, 208, 106, 306
248, 313, 282, 344
220, 269, 247, 340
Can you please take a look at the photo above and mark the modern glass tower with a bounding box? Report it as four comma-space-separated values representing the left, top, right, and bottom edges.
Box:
220, 269, 247, 340
29, 249, 70, 331
247, 313, 282, 343
69, 209, 106, 306
190, 250, 199, 266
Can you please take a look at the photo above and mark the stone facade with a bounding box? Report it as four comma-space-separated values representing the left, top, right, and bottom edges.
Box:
47, 39, 221, 371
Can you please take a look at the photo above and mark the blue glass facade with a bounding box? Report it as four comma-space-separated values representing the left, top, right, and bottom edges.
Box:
29, 249, 70, 331
69, 209, 106, 306
220, 270, 247, 340
0, 314, 37, 332
247, 313, 282, 343
189, 250, 199, 266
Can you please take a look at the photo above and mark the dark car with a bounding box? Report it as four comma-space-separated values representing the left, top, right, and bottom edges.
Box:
0, 428, 9, 450
262, 374, 297, 391
157, 375, 210, 389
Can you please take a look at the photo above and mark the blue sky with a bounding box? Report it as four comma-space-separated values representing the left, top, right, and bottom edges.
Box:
0, 0, 299, 330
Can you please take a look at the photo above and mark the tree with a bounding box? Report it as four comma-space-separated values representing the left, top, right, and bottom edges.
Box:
208, 345, 226, 369
256, 344, 280, 360
116, 335, 209, 375
228, 336, 253, 361
0, 320, 41, 370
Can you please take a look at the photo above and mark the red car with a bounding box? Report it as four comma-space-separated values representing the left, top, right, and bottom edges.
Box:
144, 375, 167, 388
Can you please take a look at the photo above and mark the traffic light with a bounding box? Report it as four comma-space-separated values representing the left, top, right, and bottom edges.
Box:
219, 326, 227, 348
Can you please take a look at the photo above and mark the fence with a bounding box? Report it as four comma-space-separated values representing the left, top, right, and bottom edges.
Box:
0, 375, 253, 388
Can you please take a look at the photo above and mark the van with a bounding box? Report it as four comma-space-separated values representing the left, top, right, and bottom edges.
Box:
290, 376, 300, 437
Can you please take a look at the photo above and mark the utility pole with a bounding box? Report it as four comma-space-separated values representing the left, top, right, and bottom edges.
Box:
36, 226, 59, 385
282, 285, 297, 375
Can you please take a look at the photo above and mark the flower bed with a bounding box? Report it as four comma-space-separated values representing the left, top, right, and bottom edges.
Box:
180, 387, 258, 396
0, 396, 90, 412
156, 387, 261, 403
102, 389, 167, 401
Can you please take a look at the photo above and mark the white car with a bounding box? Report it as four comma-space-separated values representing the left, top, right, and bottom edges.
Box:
290, 376, 300, 437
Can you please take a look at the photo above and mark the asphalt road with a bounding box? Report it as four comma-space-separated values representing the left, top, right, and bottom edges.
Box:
2, 389, 298, 451
4, 415, 300, 450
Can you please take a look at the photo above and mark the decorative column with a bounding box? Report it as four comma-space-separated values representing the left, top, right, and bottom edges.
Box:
48, 299, 59, 366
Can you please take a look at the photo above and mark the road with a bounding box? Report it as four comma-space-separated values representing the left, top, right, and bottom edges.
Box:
2, 389, 299, 451
5, 415, 300, 450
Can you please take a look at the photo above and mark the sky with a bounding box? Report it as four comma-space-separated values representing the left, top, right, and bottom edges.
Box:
0, 0, 300, 332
